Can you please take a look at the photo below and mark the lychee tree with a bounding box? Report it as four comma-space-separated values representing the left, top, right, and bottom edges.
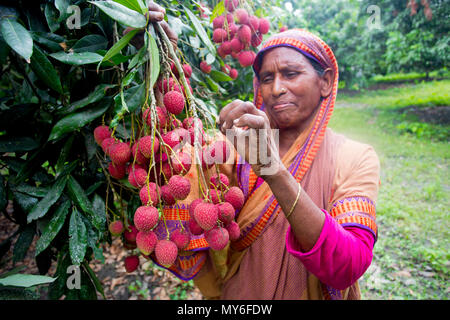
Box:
0, 0, 273, 299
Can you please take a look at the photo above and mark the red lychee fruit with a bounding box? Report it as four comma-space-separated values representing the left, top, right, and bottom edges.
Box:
160, 184, 176, 205
221, 41, 233, 55
200, 61, 212, 74
139, 182, 160, 206
188, 217, 204, 235
182, 64, 193, 78
124, 255, 139, 273
238, 50, 256, 67
137, 136, 159, 158
109, 220, 124, 236
234, 8, 249, 24
213, 28, 227, 44
194, 202, 219, 231
161, 162, 173, 180
101, 137, 117, 155
210, 173, 230, 188
171, 151, 192, 175
134, 206, 159, 232
226, 221, 240, 241
230, 38, 244, 53
183, 117, 203, 130
155, 240, 178, 267
205, 226, 229, 250
94, 125, 111, 145
208, 140, 231, 164
158, 77, 181, 93
124, 225, 138, 244
170, 228, 191, 250
110, 142, 132, 165
221, 64, 232, 75
128, 167, 147, 188
162, 130, 181, 150
247, 15, 260, 33
280, 26, 288, 32
217, 202, 235, 225
168, 175, 191, 200
258, 18, 270, 34
171, 118, 182, 129
136, 230, 157, 255
189, 198, 204, 218
229, 68, 238, 79
237, 25, 251, 44
174, 127, 190, 145
224, 0, 238, 12
224, 186, 245, 210
131, 143, 148, 165
209, 188, 221, 204
108, 162, 126, 180
227, 23, 238, 38
212, 15, 225, 29
143, 106, 167, 129
163, 90, 185, 115
251, 32, 263, 48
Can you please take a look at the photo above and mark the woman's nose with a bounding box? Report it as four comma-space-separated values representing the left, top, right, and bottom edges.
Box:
271, 75, 287, 97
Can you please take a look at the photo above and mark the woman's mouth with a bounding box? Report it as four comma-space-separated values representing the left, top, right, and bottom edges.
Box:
272, 103, 294, 110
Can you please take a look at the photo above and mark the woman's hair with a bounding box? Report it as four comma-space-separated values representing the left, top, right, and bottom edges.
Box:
305, 55, 326, 77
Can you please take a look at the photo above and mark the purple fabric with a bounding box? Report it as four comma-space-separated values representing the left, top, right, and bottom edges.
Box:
285, 211, 374, 290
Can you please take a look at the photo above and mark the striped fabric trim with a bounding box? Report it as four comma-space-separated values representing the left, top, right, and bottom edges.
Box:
150, 250, 207, 281
329, 196, 377, 238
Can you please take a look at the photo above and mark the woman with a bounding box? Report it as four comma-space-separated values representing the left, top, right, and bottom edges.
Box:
144, 5, 380, 300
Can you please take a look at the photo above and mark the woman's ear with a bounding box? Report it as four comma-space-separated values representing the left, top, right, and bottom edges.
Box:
320, 68, 334, 98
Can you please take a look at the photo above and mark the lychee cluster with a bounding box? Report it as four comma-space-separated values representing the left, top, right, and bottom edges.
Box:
200, 0, 270, 75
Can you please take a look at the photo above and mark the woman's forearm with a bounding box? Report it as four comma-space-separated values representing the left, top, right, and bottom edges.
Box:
262, 167, 325, 252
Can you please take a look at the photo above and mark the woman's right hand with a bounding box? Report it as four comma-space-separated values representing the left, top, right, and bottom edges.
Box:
218, 100, 284, 177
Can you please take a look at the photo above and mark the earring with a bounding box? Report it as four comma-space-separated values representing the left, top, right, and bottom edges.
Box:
280, 88, 287, 93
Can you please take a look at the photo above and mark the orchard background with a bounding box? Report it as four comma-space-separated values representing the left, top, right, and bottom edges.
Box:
0, 0, 448, 300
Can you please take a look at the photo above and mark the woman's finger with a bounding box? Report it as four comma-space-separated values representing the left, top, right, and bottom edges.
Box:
233, 113, 267, 129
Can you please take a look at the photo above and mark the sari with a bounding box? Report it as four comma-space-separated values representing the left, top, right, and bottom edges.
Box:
151, 29, 379, 300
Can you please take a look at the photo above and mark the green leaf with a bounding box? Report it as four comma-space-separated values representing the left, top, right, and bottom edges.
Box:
27, 174, 69, 223
68, 208, 87, 265
30, 31, 65, 52
205, 75, 219, 92
99, 28, 137, 68
211, 1, 225, 21
12, 184, 49, 198
113, 83, 145, 114
13, 224, 35, 263
147, 32, 160, 89
48, 102, 111, 141
91, 194, 106, 232
56, 84, 114, 115
0, 136, 39, 153
83, 262, 105, 299
54, 0, 71, 22
49, 51, 103, 65
210, 70, 233, 82
89, 1, 147, 28
35, 200, 70, 257
183, 6, 216, 54
0, 274, 56, 288
0, 175, 6, 212
56, 135, 74, 174
0, 18, 33, 63
113, 0, 146, 14
44, 3, 60, 33
72, 34, 108, 53
30, 46, 63, 93
66, 175, 94, 217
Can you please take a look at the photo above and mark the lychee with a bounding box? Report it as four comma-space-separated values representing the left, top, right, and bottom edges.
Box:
110, 142, 132, 165
124, 255, 139, 272
213, 28, 227, 44
108, 162, 126, 180
188, 217, 204, 235
224, 0, 238, 12
221, 64, 232, 75
209, 188, 221, 204
224, 186, 245, 210
136, 230, 157, 255
170, 228, 191, 250
238, 50, 256, 67
251, 32, 263, 48
230, 38, 244, 53
194, 202, 219, 231
183, 117, 203, 130
205, 226, 229, 251
94, 125, 111, 145
200, 61, 211, 74
212, 15, 225, 29
221, 41, 233, 55
189, 198, 204, 218
131, 143, 148, 165
139, 182, 160, 206
124, 225, 138, 244
109, 220, 124, 236
210, 173, 230, 188
229, 68, 238, 79
226, 221, 240, 241
101, 137, 117, 155
208, 140, 231, 164
143, 106, 167, 129
134, 206, 159, 232
171, 151, 192, 175
217, 202, 235, 224
163, 90, 185, 115
162, 130, 181, 150
168, 175, 191, 200
160, 184, 176, 205
247, 15, 260, 33
128, 167, 147, 188
137, 136, 159, 158
258, 18, 270, 34
155, 240, 178, 267
237, 25, 251, 44
234, 8, 249, 24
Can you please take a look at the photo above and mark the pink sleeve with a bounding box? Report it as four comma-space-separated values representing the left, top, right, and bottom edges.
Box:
285, 211, 375, 290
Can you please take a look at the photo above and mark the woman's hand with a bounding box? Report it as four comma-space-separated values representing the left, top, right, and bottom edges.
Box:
218, 100, 285, 178
123, 2, 178, 50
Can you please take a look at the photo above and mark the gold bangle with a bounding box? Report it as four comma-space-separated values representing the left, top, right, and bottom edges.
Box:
286, 182, 302, 219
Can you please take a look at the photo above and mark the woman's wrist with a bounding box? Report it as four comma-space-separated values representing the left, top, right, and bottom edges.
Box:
258, 162, 289, 185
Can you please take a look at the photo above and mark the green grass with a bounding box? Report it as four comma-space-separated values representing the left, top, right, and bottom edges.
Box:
338, 79, 450, 110
330, 82, 449, 299
370, 69, 450, 84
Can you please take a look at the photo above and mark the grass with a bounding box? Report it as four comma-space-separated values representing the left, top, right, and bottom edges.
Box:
370, 69, 450, 84
330, 80, 449, 300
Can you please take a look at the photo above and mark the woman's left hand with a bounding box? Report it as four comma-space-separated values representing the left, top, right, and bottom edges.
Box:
218, 100, 284, 177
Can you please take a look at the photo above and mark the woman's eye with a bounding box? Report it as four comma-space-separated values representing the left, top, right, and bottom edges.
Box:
286, 72, 298, 78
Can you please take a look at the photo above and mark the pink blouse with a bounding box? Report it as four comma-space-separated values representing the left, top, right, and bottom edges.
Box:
285, 211, 375, 290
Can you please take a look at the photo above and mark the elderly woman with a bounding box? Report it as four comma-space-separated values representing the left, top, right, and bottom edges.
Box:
145, 5, 380, 300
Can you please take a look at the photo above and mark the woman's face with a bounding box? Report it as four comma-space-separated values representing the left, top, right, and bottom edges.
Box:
258, 47, 329, 132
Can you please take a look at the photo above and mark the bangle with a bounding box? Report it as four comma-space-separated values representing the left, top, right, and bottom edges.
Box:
286, 182, 302, 219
